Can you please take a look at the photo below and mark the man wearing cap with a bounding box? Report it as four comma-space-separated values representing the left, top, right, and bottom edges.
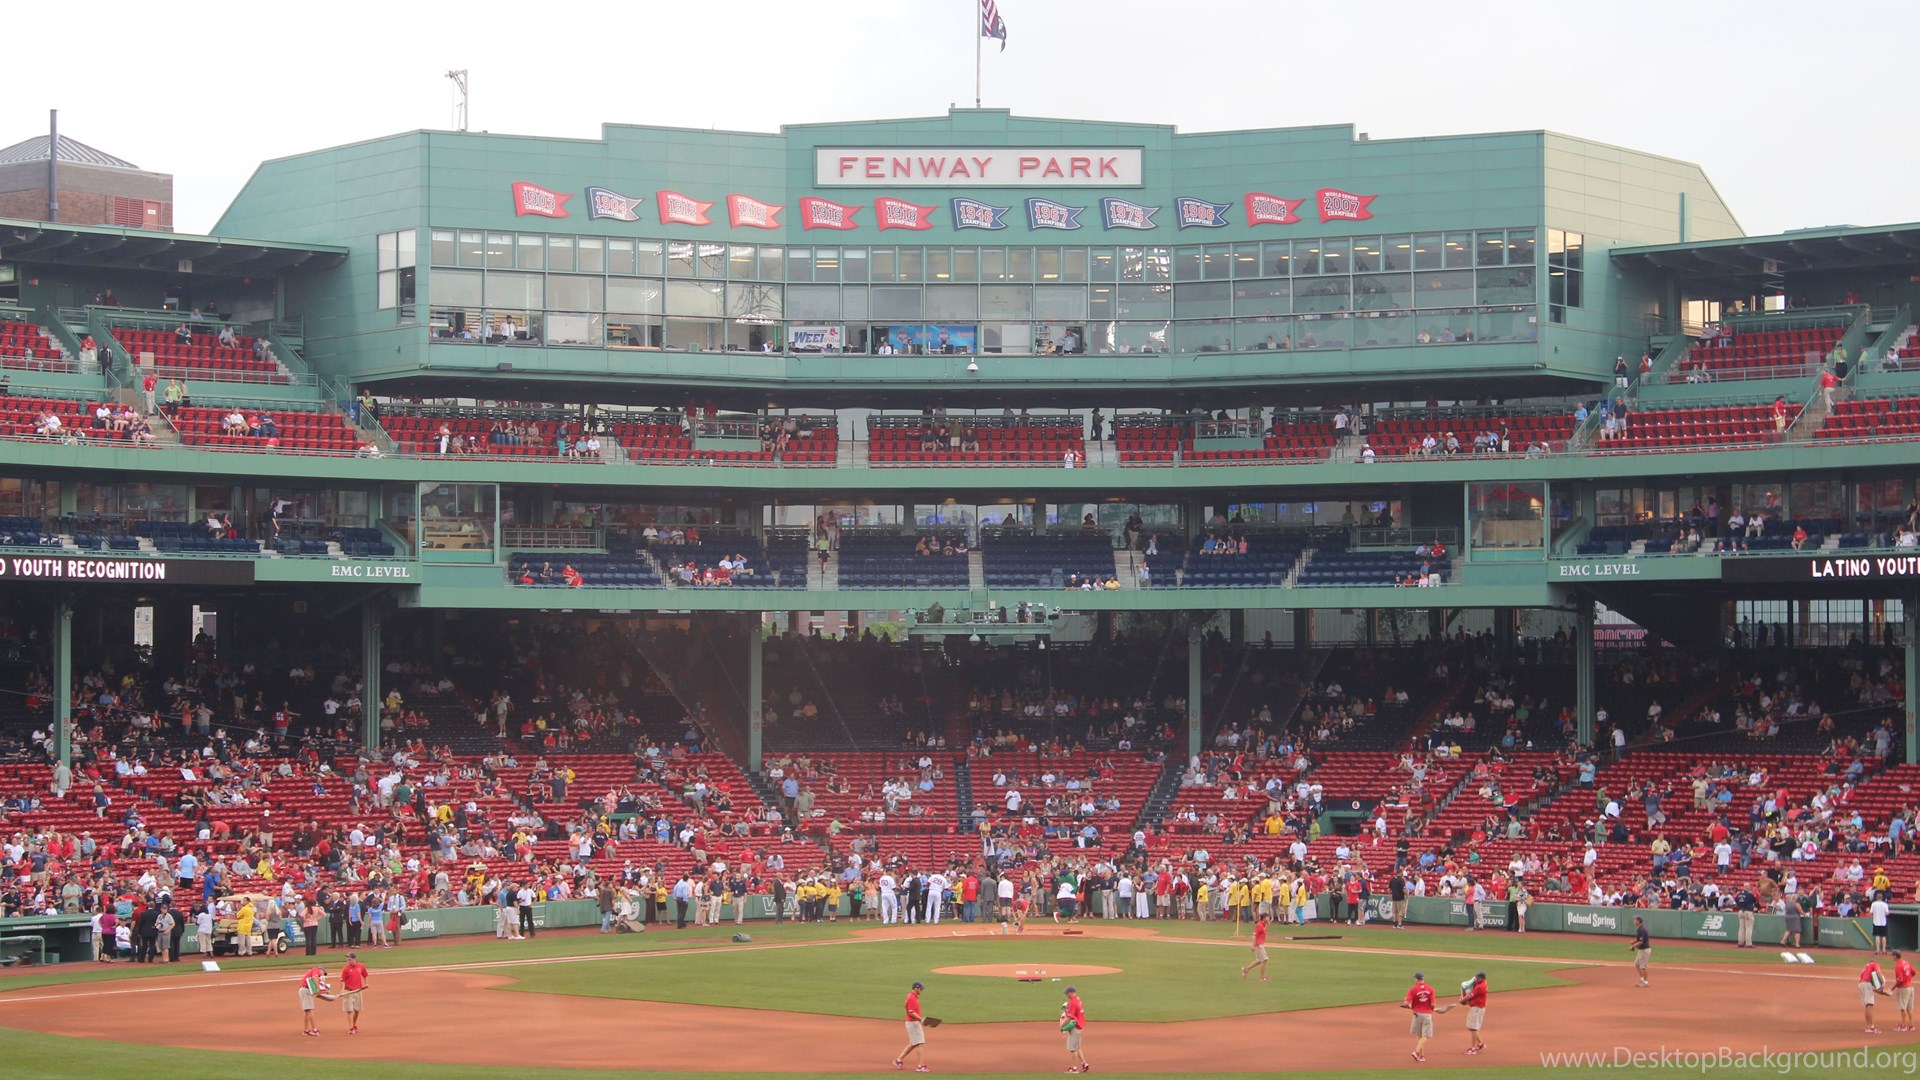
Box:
297, 964, 331, 1037
894, 979, 928, 1072
1461, 971, 1488, 1054
340, 951, 369, 1034
1400, 971, 1436, 1062
1061, 985, 1089, 1073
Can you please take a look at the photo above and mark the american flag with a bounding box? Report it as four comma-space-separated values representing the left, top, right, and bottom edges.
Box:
981, 0, 1008, 51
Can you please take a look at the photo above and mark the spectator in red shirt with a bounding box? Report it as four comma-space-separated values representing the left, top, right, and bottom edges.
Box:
340, 951, 369, 1034
1462, 971, 1489, 1054
1061, 986, 1089, 1073
1240, 914, 1270, 981
1862, 959, 1892, 1033
1401, 972, 1437, 1061
1895, 951, 1917, 1032
894, 980, 928, 1072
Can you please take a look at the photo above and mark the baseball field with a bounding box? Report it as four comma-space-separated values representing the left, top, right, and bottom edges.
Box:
0, 917, 1909, 1079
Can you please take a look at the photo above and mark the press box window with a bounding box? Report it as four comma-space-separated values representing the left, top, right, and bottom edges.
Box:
1547, 228, 1583, 323
377, 230, 417, 310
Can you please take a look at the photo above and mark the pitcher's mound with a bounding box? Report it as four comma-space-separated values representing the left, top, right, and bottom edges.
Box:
933, 964, 1122, 979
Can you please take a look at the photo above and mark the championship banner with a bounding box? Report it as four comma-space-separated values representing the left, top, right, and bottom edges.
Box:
950, 197, 1010, 231
1025, 197, 1083, 231
656, 190, 715, 226
1244, 192, 1304, 226
1099, 197, 1158, 231
799, 197, 861, 231
1316, 188, 1377, 223
585, 186, 643, 222
726, 194, 783, 230
1174, 197, 1231, 229
874, 197, 937, 231
510, 182, 571, 218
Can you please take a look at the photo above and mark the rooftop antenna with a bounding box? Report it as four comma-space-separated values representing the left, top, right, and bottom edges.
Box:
446, 69, 470, 132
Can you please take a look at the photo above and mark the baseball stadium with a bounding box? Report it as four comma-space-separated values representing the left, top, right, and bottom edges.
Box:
4, 25, 1920, 1080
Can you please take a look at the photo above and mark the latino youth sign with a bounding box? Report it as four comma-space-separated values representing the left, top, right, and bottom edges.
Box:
0, 556, 254, 586
1722, 554, 1920, 584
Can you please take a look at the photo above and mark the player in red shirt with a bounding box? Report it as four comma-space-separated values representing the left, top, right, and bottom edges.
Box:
894, 980, 928, 1072
1240, 914, 1271, 981
1461, 971, 1489, 1055
296, 965, 331, 1036
1061, 986, 1089, 1073
1895, 951, 1917, 1032
1400, 971, 1437, 1061
1862, 959, 1892, 1033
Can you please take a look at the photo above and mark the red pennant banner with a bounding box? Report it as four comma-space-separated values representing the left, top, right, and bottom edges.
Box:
874, 197, 937, 231
1244, 192, 1304, 226
1315, 188, 1376, 223
511, 182, 571, 218
727, 194, 783, 230
656, 190, 715, 226
799, 197, 861, 231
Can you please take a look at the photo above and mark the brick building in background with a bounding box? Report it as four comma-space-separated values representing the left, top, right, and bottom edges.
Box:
0, 133, 172, 230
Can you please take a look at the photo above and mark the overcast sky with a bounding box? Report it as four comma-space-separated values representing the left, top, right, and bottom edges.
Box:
9, 0, 1915, 236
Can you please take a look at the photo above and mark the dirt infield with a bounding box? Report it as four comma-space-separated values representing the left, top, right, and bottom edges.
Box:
1, 925, 1913, 1072
933, 964, 1123, 979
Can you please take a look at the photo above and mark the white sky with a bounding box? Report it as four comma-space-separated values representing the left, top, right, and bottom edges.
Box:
8, 0, 1915, 237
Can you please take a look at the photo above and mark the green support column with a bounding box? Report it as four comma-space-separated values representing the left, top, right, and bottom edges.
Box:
361, 603, 383, 752
1186, 616, 1203, 760
1905, 599, 1918, 765
52, 596, 72, 769
748, 619, 764, 771
1575, 598, 1596, 748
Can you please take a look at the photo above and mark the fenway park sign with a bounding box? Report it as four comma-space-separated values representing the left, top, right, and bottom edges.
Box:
816, 147, 1144, 187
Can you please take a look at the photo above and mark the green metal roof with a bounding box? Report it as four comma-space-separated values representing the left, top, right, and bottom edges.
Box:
0, 217, 347, 274
1611, 222, 1920, 282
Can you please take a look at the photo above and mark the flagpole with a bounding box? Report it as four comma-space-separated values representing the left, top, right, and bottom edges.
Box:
975, 2, 982, 108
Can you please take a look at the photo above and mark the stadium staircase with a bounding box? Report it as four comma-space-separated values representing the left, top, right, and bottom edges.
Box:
953, 757, 976, 819
1131, 757, 1186, 836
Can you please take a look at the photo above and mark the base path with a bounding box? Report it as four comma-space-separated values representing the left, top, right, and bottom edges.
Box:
1, 932, 1913, 1072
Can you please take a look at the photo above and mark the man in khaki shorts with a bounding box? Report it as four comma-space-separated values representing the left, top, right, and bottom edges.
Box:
1631, 917, 1651, 987
1461, 971, 1488, 1054
340, 950, 369, 1034
895, 980, 929, 1072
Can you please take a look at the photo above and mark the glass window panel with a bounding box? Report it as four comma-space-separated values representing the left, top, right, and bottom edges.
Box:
1444, 232, 1475, 269
868, 248, 893, 282
548, 274, 602, 311
668, 241, 696, 277
1477, 230, 1508, 267
695, 242, 726, 278
476, 234, 508, 269
869, 286, 922, 320
544, 312, 601, 346
1506, 228, 1536, 267
1170, 318, 1233, 353
664, 317, 723, 352
542, 235, 570, 271
576, 237, 604, 273
1234, 316, 1295, 350
1265, 241, 1292, 277
728, 244, 757, 279
635, 241, 664, 276
925, 285, 979, 321
1032, 286, 1087, 321
1174, 282, 1232, 319
1318, 237, 1349, 274
1414, 310, 1472, 344
1470, 481, 1544, 549
606, 278, 663, 314
432, 269, 483, 308
665, 280, 724, 317
606, 239, 636, 276
1230, 244, 1262, 278
1112, 322, 1169, 353
484, 272, 543, 309
1172, 246, 1204, 281
1088, 285, 1113, 321
1353, 272, 1410, 311
1294, 277, 1350, 313
377, 272, 397, 309
950, 248, 977, 282
1035, 248, 1062, 281
1415, 270, 1475, 309
842, 248, 869, 282
457, 231, 484, 266
842, 287, 869, 321
1116, 284, 1172, 319
1233, 278, 1290, 316
431, 229, 457, 266
1349, 237, 1381, 274
1202, 244, 1234, 280
980, 285, 1031, 317
897, 249, 923, 281
727, 282, 782, 322
757, 245, 783, 280
1143, 247, 1170, 281
1380, 235, 1413, 272
1294, 243, 1322, 276
1412, 233, 1442, 271
786, 248, 814, 283
785, 285, 841, 320
925, 248, 951, 281
1476, 306, 1537, 342
1088, 247, 1117, 282
377, 232, 397, 272
815, 248, 842, 283
980, 248, 1005, 281
1007, 247, 1032, 281
1062, 248, 1088, 283
1351, 311, 1411, 347
395, 229, 416, 269
1293, 313, 1349, 348
1477, 266, 1535, 306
